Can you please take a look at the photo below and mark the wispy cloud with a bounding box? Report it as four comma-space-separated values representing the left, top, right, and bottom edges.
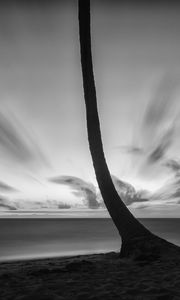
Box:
112, 175, 149, 206
116, 74, 180, 182
49, 175, 100, 209
0, 197, 72, 211
48, 174, 150, 209
158, 158, 180, 202
142, 74, 179, 165
164, 159, 180, 174
147, 124, 175, 164
143, 74, 179, 133
0, 181, 18, 193
0, 197, 17, 210
0, 110, 50, 170
115, 145, 144, 155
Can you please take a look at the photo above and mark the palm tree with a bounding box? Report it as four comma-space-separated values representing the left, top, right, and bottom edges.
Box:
78, 0, 179, 258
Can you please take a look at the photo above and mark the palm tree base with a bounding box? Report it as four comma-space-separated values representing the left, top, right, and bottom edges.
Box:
120, 234, 180, 262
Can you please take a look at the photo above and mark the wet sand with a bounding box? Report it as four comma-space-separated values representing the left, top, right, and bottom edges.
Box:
1, 251, 180, 299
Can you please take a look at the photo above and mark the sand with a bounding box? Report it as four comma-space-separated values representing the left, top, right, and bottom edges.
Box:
1, 251, 180, 300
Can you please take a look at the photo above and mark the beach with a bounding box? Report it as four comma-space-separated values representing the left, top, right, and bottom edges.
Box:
1, 218, 180, 299
1, 250, 180, 300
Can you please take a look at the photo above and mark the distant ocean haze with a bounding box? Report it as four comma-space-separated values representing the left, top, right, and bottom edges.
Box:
0, 218, 180, 262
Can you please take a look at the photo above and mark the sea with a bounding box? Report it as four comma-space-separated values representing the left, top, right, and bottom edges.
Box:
0, 218, 180, 262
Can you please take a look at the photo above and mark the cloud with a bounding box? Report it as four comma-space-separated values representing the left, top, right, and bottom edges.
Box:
112, 175, 136, 206
147, 124, 175, 164
0, 203, 16, 210
116, 145, 144, 155
118, 74, 180, 182
0, 175, 152, 210
130, 202, 150, 209
0, 198, 72, 210
58, 203, 71, 209
49, 175, 151, 209
36, 200, 71, 210
144, 166, 180, 205
164, 159, 180, 174
0, 197, 17, 210
115, 74, 180, 184
160, 158, 180, 201
49, 175, 100, 209
0, 181, 18, 192
111, 175, 148, 206
0, 110, 50, 170
143, 74, 179, 134
141, 74, 180, 164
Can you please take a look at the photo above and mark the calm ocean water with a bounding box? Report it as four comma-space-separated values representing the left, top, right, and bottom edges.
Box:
0, 218, 180, 262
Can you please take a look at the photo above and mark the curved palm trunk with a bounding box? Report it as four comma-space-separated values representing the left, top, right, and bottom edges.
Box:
78, 0, 151, 243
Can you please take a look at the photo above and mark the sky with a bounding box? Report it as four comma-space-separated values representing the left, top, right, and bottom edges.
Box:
1, 0, 180, 217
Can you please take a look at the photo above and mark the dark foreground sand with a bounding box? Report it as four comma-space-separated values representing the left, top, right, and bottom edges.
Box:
1, 251, 180, 300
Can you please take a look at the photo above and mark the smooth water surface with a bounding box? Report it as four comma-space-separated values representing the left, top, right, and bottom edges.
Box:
0, 218, 180, 261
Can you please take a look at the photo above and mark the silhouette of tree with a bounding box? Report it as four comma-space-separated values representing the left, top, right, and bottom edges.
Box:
78, 0, 180, 259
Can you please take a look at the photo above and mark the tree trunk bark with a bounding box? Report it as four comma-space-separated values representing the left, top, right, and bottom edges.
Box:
78, 0, 151, 243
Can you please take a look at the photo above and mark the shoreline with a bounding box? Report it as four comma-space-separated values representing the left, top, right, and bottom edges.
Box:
0, 249, 113, 264
1, 251, 180, 299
